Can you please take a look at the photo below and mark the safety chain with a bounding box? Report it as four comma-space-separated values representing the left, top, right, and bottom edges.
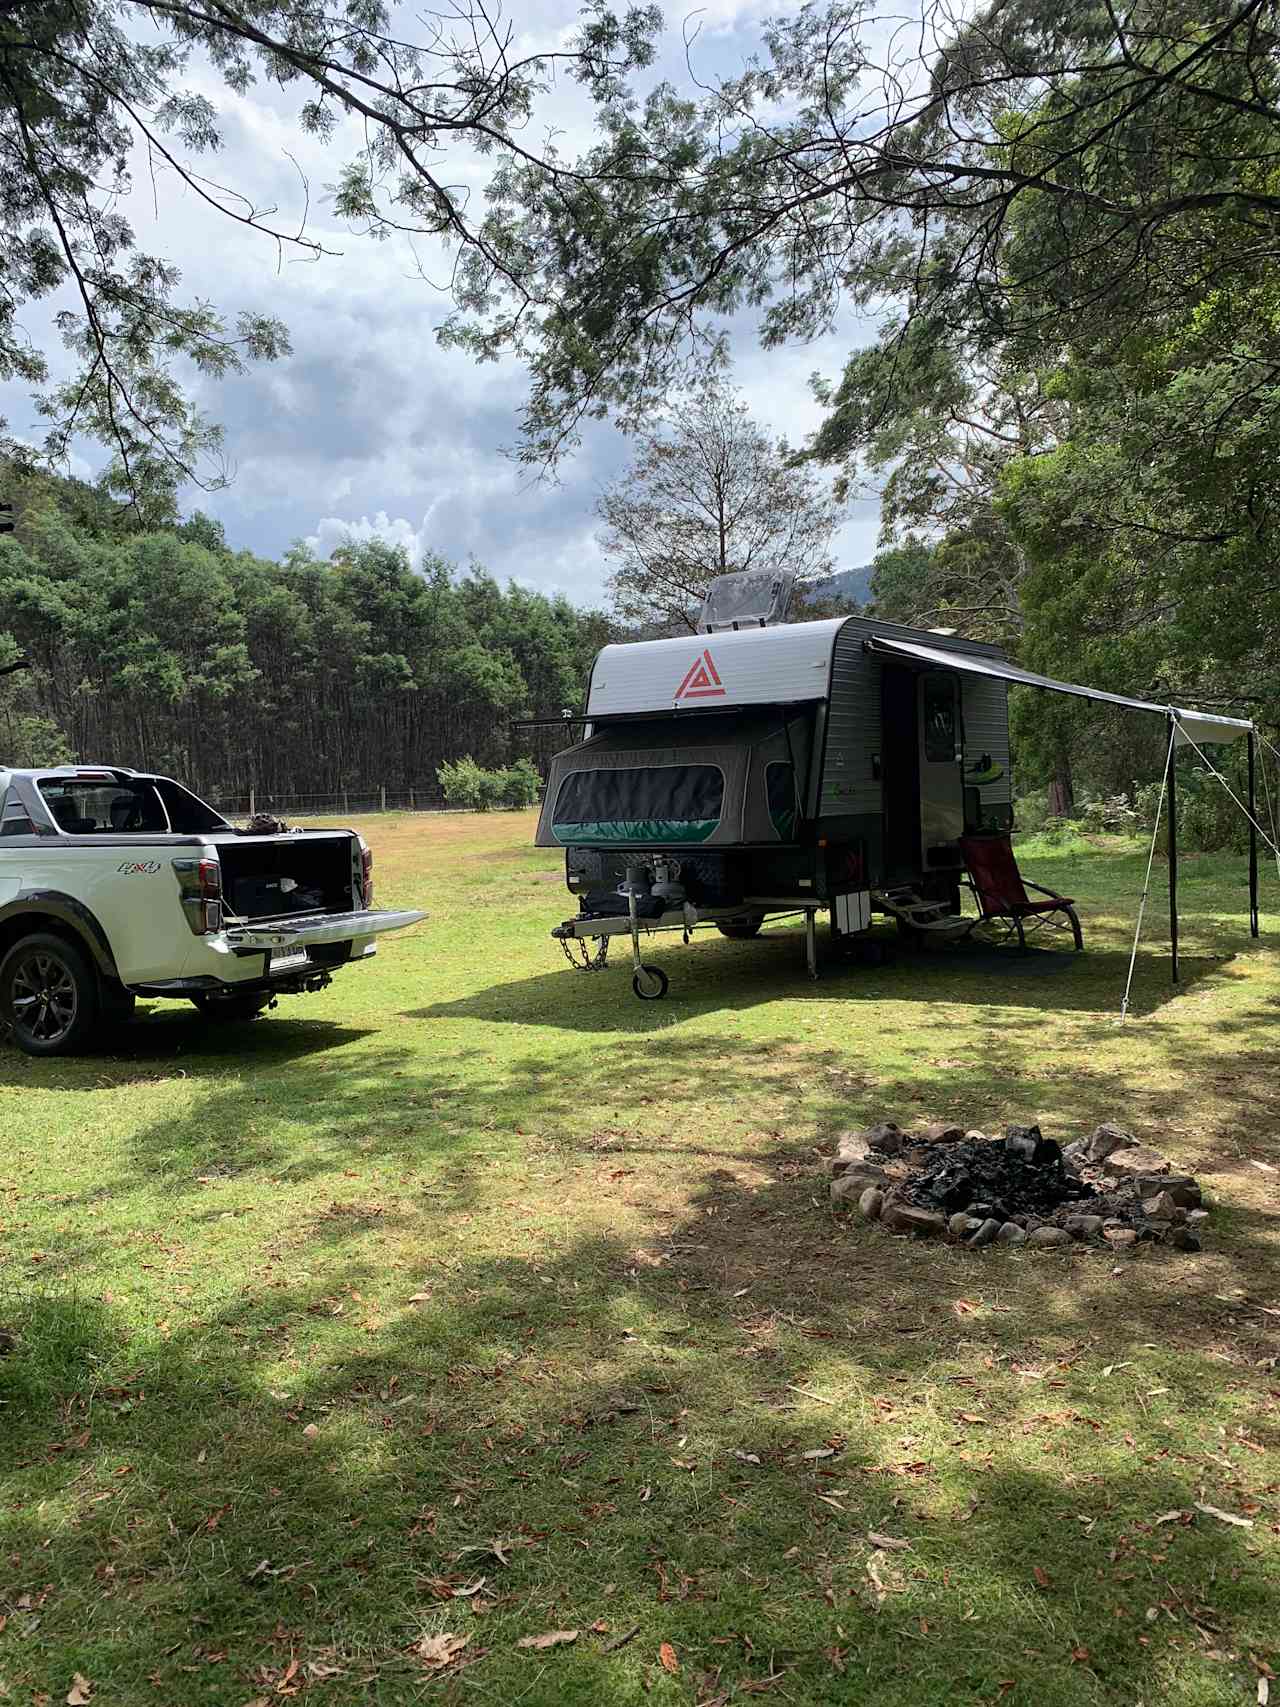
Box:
559, 932, 610, 971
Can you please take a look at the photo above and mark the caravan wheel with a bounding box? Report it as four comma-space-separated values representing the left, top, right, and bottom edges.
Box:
632, 964, 669, 1001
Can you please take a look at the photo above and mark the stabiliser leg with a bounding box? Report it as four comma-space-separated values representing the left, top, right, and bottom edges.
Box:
805, 908, 818, 981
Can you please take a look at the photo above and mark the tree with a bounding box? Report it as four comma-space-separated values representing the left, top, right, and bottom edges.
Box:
447, 0, 1280, 466
596, 380, 837, 631
1, 0, 664, 508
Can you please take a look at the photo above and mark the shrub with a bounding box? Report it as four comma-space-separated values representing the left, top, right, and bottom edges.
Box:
437, 756, 493, 811
1077, 792, 1138, 834
1135, 768, 1250, 854
437, 755, 543, 812
1013, 788, 1051, 834
499, 757, 542, 809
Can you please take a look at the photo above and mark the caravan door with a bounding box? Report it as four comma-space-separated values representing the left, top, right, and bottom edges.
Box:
918, 671, 965, 863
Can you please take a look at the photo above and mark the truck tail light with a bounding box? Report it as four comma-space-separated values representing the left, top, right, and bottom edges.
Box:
360, 838, 374, 908
174, 855, 223, 935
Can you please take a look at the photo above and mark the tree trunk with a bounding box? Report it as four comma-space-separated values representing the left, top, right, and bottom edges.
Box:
1048, 753, 1074, 818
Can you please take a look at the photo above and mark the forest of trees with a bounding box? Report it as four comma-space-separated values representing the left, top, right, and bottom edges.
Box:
0, 463, 614, 799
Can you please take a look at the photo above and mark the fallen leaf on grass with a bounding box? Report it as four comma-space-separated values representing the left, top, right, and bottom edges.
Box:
1259, 1680, 1269, 1707
659, 1642, 680, 1675
1195, 1502, 1254, 1529
1032, 1566, 1051, 1590
802, 1448, 836, 1461
66, 1677, 93, 1706
1155, 1510, 1187, 1525
1070, 1647, 1090, 1664
414, 1633, 471, 1670
732, 1450, 761, 1465
301, 1423, 319, 1440
868, 1532, 911, 1552
517, 1631, 578, 1651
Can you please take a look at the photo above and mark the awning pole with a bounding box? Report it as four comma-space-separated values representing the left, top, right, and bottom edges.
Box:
1118, 723, 1176, 1024
1248, 731, 1260, 938
1168, 715, 1179, 985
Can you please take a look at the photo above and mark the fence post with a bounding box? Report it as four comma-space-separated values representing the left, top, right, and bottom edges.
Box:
409, 785, 415, 811
249, 786, 255, 818
380, 784, 386, 813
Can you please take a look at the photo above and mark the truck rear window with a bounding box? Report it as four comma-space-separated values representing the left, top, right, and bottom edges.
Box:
39, 780, 171, 835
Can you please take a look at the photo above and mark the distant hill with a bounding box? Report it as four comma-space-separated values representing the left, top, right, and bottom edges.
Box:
802, 564, 873, 610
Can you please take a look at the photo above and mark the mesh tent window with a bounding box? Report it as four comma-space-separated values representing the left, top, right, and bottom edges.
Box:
550, 763, 726, 845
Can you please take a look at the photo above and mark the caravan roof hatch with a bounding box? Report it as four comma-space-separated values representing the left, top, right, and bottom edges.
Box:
698, 569, 795, 633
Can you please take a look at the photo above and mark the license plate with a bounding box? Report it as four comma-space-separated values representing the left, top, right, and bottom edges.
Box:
271, 947, 309, 972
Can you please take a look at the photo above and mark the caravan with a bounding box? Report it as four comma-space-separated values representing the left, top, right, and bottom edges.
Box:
533, 572, 1257, 999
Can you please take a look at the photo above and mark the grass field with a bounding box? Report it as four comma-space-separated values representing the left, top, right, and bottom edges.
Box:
1, 812, 1278, 1706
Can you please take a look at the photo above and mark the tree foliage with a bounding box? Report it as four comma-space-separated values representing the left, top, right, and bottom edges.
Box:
452, 0, 1280, 458
0, 0, 663, 503
596, 380, 837, 632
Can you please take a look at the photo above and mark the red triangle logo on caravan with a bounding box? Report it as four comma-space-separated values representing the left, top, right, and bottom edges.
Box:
675, 648, 726, 700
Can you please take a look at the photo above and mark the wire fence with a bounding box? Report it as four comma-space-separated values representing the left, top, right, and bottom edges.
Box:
201, 786, 543, 820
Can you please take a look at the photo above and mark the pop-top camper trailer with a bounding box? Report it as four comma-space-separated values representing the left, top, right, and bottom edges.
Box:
534, 571, 1260, 1000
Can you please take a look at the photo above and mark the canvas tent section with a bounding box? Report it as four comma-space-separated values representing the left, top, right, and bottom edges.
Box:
535, 712, 814, 851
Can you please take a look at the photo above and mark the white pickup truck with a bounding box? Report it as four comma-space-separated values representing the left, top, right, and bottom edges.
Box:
0, 765, 423, 1055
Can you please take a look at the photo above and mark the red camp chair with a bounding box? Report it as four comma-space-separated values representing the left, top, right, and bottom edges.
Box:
959, 833, 1084, 952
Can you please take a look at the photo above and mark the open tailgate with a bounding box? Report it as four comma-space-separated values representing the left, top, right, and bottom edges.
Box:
225, 908, 425, 951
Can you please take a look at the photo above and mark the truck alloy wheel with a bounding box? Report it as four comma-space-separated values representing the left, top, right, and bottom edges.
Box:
0, 933, 100, 1056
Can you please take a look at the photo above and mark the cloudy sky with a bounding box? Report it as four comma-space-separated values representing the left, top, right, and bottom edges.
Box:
3, 1, 883, 608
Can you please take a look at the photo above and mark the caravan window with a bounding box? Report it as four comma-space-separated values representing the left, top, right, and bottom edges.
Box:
923, 676, 958, 763
766, 762, 800, 840
551, 764, 724, 844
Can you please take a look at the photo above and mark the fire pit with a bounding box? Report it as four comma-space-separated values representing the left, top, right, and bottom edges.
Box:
828, 1120, 1206, 1251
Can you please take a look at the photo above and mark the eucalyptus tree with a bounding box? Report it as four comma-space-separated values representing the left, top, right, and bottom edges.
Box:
596, 380, 838, 631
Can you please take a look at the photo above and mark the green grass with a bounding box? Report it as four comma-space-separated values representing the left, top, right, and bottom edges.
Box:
1, 812, 1278, 1705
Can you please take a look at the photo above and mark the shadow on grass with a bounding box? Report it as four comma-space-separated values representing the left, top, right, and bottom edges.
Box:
409, 933, 1234, 1030
1, 1165, 1276, 1706
0, 1013, 377, 1091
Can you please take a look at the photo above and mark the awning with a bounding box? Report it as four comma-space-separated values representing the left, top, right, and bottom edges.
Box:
864, 635, 1253, 745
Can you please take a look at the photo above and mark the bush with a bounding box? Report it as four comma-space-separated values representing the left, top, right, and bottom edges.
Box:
1012, 788, 1051, 834
437, 755, 543, 811
437, 755, 491, 810
499, 757, 542, 809
1136, 768, 1251, 854
1077, 792, 1139, 834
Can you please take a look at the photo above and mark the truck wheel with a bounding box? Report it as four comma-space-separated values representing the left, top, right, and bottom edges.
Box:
0, 932, 101, 1057
717, 921, 763, 940
191, 991, 272, 1023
